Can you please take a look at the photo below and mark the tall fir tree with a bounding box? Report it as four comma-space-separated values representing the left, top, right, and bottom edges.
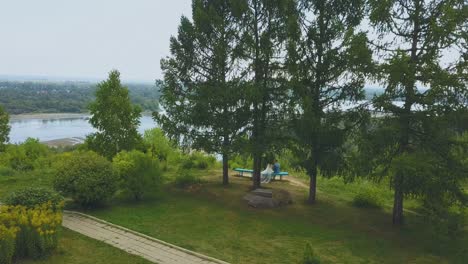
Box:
286, 0, 372, 203
87, 70, 142, 159
237, 0, 292, 188
359, 0, 468, 225
157, 0, 249, 185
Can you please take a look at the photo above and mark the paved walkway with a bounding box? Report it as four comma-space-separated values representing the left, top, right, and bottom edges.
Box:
63, 211, 229, 264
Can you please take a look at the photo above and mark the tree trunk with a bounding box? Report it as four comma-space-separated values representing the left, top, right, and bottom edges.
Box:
392, 173, 404, 225
390, 0, 419, 226
308, 163, 318, 204
253, 153, 262, 189
222, 153, 229, 186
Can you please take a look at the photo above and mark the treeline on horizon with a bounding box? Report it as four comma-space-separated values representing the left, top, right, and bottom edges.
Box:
0, 81, 161, 114
0, 80, 386, 115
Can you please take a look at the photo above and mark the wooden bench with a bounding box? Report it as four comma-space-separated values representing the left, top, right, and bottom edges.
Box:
233, 168, 289, 181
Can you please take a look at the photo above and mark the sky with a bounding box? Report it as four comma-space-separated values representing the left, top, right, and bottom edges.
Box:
0, 1, 461, 85
0, 0, 192, 82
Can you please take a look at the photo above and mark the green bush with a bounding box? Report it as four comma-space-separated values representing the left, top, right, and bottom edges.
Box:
181, 151, 216, 170
113, 150, 163, 201
302, 243, 320, 264
143, 128, 175, 162
53, 151, 117, 207
230, 154, 253, 170
4, 187, 64, 209
0, 166, 15, 177
352, 186, 383, 209
422, 197, 467, 255
174, 169, 200, 188
0, 138, 50, 171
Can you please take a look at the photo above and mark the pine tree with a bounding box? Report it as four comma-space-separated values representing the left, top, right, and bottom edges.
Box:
87, 70, 142, 159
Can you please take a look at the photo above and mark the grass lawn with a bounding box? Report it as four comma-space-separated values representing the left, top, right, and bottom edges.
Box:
78, 169, 466, 264
17, 228, 151, 264
2, 167, 466, 264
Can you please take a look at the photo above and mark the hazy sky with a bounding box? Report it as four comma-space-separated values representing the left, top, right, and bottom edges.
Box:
0, 0, 192, 82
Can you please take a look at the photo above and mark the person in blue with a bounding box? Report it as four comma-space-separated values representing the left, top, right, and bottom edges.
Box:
273, 159, 280, 174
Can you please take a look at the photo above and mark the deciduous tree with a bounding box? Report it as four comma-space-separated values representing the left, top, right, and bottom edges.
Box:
87, 70, 142, 159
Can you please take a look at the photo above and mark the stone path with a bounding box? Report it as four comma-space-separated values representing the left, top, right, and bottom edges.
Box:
63, 211, 229, 264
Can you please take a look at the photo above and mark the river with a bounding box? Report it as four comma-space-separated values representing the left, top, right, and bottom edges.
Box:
9, 101, 409, 145
9, 114, 157, 144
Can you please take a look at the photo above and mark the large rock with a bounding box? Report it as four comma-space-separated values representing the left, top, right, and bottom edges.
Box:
251, 188, 273, 198
243, 188, 292, 209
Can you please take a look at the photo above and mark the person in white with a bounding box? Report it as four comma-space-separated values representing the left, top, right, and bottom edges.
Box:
261, 164, 274, 183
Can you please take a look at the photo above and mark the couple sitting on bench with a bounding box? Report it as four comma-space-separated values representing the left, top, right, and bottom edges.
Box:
234, 160, 288, 182
261, 159, 280, 184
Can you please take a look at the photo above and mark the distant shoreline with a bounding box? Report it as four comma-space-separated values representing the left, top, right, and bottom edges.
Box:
10, 113, 90, 121
10, 111, 154, 121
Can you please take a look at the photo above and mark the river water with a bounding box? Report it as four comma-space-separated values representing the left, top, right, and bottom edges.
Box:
9, 115, 157, 144
8, 101, 410, 144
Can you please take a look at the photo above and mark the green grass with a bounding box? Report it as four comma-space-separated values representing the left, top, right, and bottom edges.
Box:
17, 228, 152, 264
2, 167, 466, 264
0, 169, 54, 198
79, 170, 465, 264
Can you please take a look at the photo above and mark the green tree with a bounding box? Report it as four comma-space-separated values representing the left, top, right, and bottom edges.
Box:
238, 0, 292, 188
286, 0, 372, 203
113, 150, 163, 201
87, 70, 142, 159
0, 105, 10, 151
157, 0, 248, 185
359, 0, 467, 225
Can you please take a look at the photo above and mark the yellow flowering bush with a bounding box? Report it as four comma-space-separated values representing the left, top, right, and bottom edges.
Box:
0, 224, 17, 264
0, 201, 63, 263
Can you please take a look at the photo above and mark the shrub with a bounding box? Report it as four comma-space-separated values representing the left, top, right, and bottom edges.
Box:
0, 225, 16, 264
230, 154, 253, 170
174, 169, 200, 188
0, 202, 63, 262
302, 243, 320, 264
181, 151, 216, 170
143, 128, 175, 162
422, 197, 467, 255
113, 150, 163, 201
352, 186, 383, 209
4, 187, 64, 209
0, 138, 50, 171
53, 151, 117, 207
0, 166, 15, 177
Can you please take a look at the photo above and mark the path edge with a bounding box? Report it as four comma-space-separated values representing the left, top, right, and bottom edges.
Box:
64, 210, 230, 264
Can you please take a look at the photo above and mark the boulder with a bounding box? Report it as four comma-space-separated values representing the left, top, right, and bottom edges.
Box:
243, 188, 292, 209
251, 188, 273, 198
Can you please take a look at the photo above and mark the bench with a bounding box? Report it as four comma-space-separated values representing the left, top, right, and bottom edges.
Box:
233, 168, 289, 181
233, 168, 253, 177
